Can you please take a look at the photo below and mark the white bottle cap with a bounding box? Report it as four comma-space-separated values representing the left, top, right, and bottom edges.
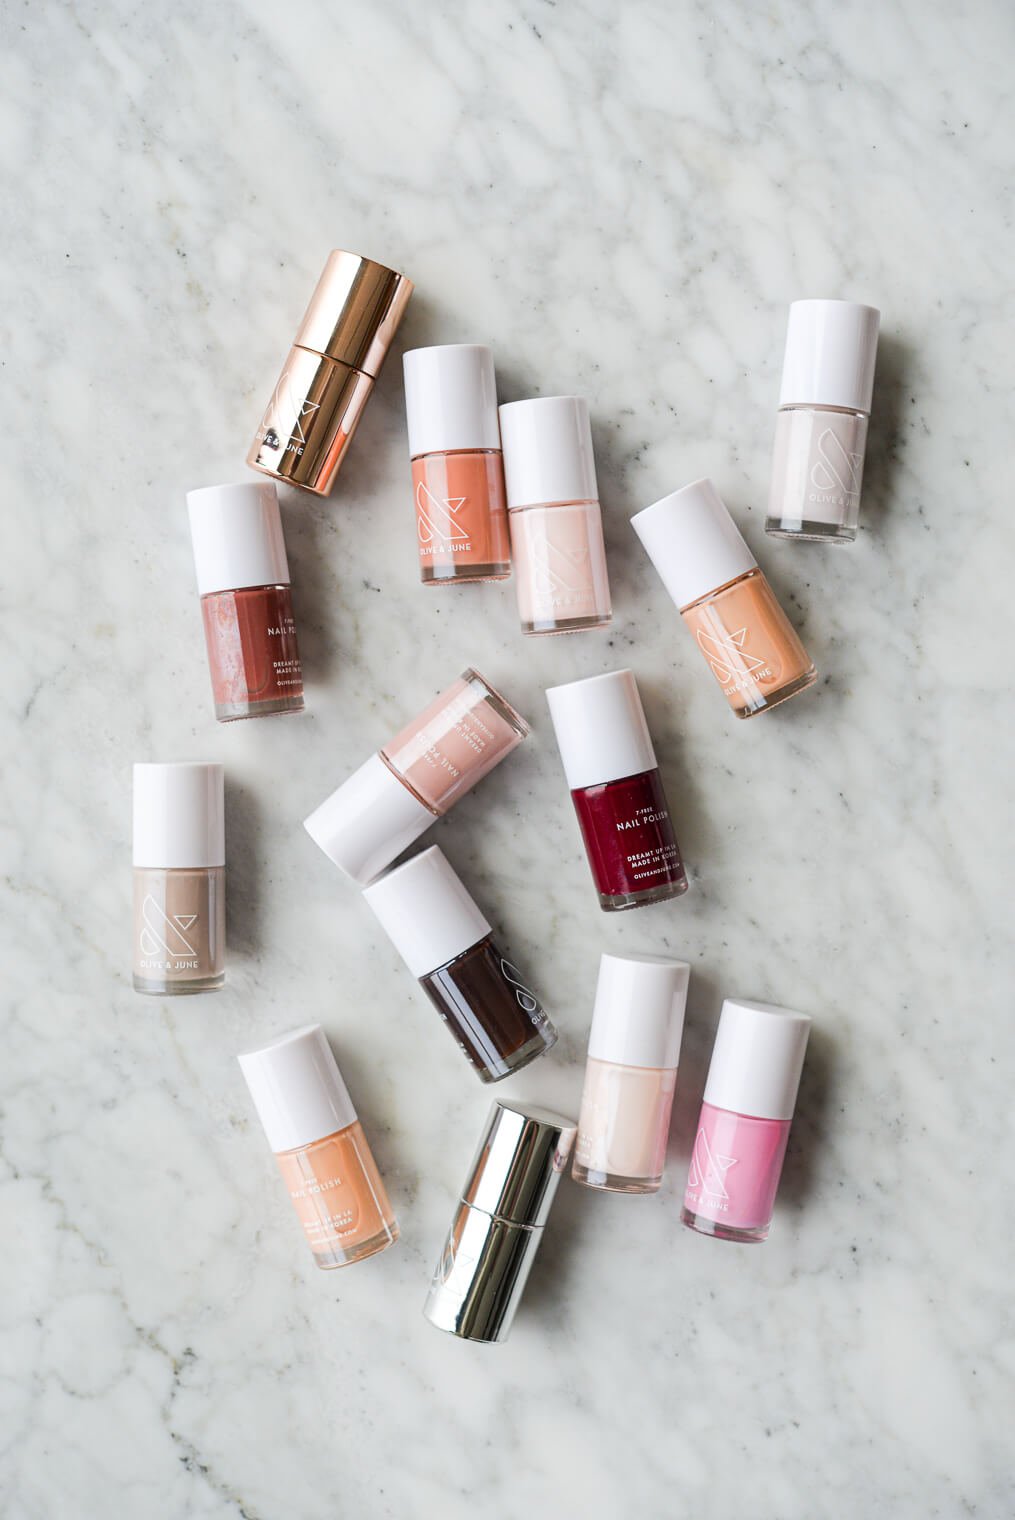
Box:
703, 998, 811, 1121
631, 478, 757, 611
186, 481, 291, 597
303, 753, 433, 886
588, 952, 690, 1070
238, 1024, 357, 1154
403, 344, 501, 457
498, 396, 599, 509
779, 299, 880, 413
545, 669, 657, 791
133, 762, 224, 868
362, 845, 491, 978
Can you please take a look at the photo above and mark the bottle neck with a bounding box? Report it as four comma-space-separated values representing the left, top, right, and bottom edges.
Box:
679, 565, 760, 614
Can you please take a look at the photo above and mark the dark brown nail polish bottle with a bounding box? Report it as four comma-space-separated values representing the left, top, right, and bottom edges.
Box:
363, 846, 556, 1082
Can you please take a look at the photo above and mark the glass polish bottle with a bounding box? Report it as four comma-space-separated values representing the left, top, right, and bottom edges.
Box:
402, 344, 511, 585
132, 762, 225, 995
238, 1025, 398, 1270
682, 999, 811, 1244
187, 481, 304, 722
545, 668, 688, 911
766, 299, 880, 544
632, 478, 817, 719
573, 953, 689, 1194
363, 846, 556, 1082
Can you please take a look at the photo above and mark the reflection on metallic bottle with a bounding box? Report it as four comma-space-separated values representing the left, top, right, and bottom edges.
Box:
247, 250, 413, 497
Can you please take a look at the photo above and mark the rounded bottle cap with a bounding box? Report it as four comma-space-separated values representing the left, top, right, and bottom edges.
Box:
186, 481, 290, 597
403, 344, 501, 457
702, 998, 811, 1121
133, 762, 224, 868
303, 753, 434, 886
460, 1099, 577, 1227
362, 845, 491, 979
238, 1024, 357, 1154
588, 952, 689, 1070
631, 478, 757, 610
293, 249, 414, 377
779, 299, 880, 412
545, 669, 657, 790
498, 396, 598, 509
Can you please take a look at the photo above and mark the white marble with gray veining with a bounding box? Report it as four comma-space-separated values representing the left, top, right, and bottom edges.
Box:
4, 2, 1014, 1516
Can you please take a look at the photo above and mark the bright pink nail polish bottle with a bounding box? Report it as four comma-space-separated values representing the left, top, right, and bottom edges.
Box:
682, 999, 810, 1244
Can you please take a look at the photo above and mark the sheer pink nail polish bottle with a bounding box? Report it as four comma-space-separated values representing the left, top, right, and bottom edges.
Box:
682, 998, 811, 1243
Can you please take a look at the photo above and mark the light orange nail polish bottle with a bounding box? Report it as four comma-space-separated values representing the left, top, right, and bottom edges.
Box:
239, 1025, 398, 1270
632, 478, 817, 719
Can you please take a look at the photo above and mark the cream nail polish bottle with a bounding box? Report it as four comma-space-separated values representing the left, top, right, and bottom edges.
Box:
572, 953, 690, 1194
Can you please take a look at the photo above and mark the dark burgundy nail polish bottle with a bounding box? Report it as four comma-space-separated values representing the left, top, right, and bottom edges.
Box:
546, 669, 689, 912
362, 845, 557, 1082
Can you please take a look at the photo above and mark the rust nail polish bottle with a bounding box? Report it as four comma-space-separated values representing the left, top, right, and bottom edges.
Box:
187, 482, 304, 722
545, 669, 688, 911
363, 845, 557, 1082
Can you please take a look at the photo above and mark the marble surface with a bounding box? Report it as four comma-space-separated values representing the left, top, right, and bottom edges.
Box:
5, 2, 1014, 1516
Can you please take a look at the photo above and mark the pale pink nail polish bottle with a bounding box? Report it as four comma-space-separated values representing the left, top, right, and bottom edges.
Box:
682, 998, 811, 1243
573, 953, 690, 1194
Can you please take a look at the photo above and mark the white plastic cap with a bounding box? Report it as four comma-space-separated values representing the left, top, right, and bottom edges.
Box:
186, 482, 290, 597
303, 752, 433, 886
588, 952, 690, 1070
498, 396, 598, 509
403, 344, 501, 457
133, 762, 224, 868
631, 478, 757, 611
703, 998, 811, 1121
362, 845, 491, 978
779, 299, 881, 413
238, 1024, 357, 1154
545, 669, 657, 791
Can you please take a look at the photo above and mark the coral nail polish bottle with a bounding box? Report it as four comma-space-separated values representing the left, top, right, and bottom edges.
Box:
498, 396, 612, 636
573, 953, 689, 1194
132, 762, 225, 995
766, 299, 880, 544
424, 1100, 576, 1344
682, 998, 811, 1244
363, 846, 556, 1082
545, 669, 688, 911
247, 249, 413, 497
239, 1025, 398, 1270
402, 345, 511, 585
632, 479, 817, 718
303, 668, 529, 884
187, 482, 304, 722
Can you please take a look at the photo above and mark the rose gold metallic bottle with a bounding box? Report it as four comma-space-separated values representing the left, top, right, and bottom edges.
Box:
248, 250, 413, 497
239, 1025, 398, 1270
632, 479, 817, 719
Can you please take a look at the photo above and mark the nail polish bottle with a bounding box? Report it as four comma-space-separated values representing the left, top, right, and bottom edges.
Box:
247, 249, 413, 496
186, 482, 304, 722
682, 998, 811, 1244
239, 1025, 398, 1270
766, 300, 880, 544
363, 846, 557, 1082
498, 396, 612, 636
402, 345, 511, 585
573, 953, 689, 1194
631, 479, 817, 718
545, 669, 688, 911
304, 668, 529, 884
424, 1099, 576, 1344
132, 762, 225, 995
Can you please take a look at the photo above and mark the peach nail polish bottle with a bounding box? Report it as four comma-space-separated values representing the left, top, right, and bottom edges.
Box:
402, 345, 511, 585
239, 1025, 398, 1270
572, 953, 689, 1194
632, 479, 817, 719
498, 396, 612, 636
